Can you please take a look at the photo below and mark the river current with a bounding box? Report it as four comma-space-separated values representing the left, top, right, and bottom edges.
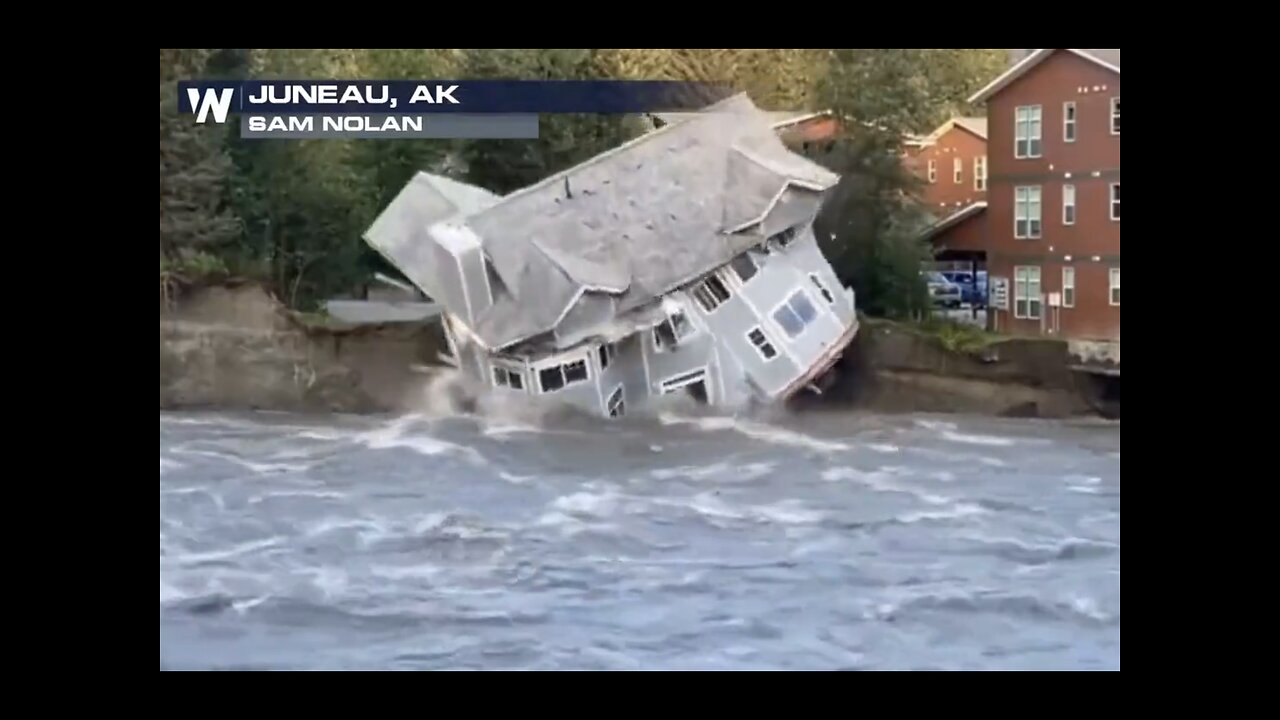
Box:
159, 403, 1120, 670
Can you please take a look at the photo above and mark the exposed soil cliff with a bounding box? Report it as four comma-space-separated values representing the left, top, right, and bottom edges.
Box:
160, 281, 447, 414
159, 283, 1117, 419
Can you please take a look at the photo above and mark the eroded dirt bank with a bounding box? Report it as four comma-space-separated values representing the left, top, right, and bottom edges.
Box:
159, 283, 1117, 419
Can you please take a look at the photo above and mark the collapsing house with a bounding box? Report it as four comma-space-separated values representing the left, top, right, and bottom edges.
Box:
362, 93, 860, 419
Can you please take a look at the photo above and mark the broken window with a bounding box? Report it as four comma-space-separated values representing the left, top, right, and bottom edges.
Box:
538, 356, 590, 393
492, 366, 524, 390
747, 327, 778, 360
767, 226, 799, 249
598, 342, 615, 370
728, 253, 759, 285
653, 310, 694, 351
809, 273, 834, 304
691, 275, 731, 313
607, 385, 625, 418
772, 289, 819, 339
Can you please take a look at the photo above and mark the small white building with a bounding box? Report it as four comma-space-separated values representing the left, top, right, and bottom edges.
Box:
363, 93, 860, 418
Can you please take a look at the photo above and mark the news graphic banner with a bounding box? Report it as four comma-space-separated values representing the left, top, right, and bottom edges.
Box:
177, 80, 733, 139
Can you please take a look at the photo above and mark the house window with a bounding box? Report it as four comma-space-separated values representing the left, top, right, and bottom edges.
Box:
1109, 268, 1120, 306
772, 289, 819, 338
1062, 184, 1076, 225
927, 159, 937, 183
1015, 105, 1043, 158
538, 357, 590, 393
1062, 267, 1075, 308
728, 253, 758, 285
767, 226, 799, 248
1014, 186, 1042, 238
953, 157, 963, 184
1110, 97, 1120, 135
492, 365, 524, 391
747, 326, 778, 360
974, 155, 987, 191
691, 274, 731, 313
607, 385, 625, 418
653, 310, 695, 351
809, 273, 834, 304
1014, 266, 1042, 320
1110, 183, 1120, 221
1063, 101, 1077, 142
598, 342, 615, 371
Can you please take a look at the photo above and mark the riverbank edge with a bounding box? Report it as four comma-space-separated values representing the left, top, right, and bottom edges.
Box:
159, 281, 1118, 419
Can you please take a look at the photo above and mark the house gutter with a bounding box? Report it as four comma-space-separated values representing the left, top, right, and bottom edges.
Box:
777, 318, 861, 401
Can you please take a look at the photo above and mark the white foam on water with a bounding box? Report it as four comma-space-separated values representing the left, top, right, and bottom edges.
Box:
304, 517, 382, 539
821, 466, 951, 506
370, 563, 444, 582
356, 415, 485, 464
160, 578, 186, 603
941, 431, 1016, 447
751, 499, 825, 525
498, 470, 536, 485
306, 567, 350, 600
684, 492, 749, 522
172, 536, 284, 566
658, 412, 850, 453
652, 462, 731, 481
170, 447, 311, 475
248, 489, 345, 505
898, 503, 986, 524
930, 470, 956, 483
979, 456, 1008, 467
1068, 595, 1111, 623
231, 596, 271, 614
914, 419, 958, 432
867, 443, 901, 454
160, 457, 184, 475
550, 490, 625, 518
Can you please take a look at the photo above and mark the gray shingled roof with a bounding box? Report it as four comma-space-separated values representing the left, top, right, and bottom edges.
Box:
424, 93, 841, 351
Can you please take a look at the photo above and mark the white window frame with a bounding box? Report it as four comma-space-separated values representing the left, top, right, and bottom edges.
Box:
927, 158, 937, 183
1062, 183, 1076, 225
746, 325, 778, 362
606, 384, 625, 418
1110, 182, 1120, 221
974, 155, 987, 191
953, 157, 963, 184
652, 308, 697, 353
1109, 268, 1120, 306
1063, 101, 1077, 143
535, 354, 591, 394
1110, 97, 1120, 135
1014, 185, 1042, 239
598, 341, 616, 371
769, 288, 821, 340
1062, 267, 1075, 308
1015, 105, 1043, 158
491, 362, 526, 391
690, 274, 731, 313
1014, 265, 1042, 320
724, 252, 759, 288
659, 367, 709, 394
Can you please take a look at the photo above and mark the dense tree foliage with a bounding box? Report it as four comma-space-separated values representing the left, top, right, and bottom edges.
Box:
158, 48, 1007, 314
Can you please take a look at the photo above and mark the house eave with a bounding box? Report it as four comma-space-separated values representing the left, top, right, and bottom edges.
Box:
968, 49, 1121, 105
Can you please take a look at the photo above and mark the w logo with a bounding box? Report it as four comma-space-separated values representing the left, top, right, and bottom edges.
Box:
185, 87, 234, 124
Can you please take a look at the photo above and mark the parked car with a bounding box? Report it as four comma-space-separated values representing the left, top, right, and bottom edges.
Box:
923, 271, 962, 308
941, 270, 988, 307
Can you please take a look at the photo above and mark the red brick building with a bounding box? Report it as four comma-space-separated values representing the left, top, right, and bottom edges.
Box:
904, 117, 988, 214
966, 48, 1120, 343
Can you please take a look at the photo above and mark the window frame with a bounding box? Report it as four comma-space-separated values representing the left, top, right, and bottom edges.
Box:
974, 155, 987, 191
1013, 265, 1042, 320
1110, 182, 1120, 221
953, 156, 963, 184
1062, 183, 1076, 225
1110, 97, 1120, 135
770, 288, 820, 339
927, 158, 937, 183
1015, 104, 1043, 158
746, 326, 778, 361
1014, 185, 1043, 239
1063, 101, 1077, 143
1109, 267, 1120, 306
536, 354, 591, 394
1062, 267, 1075, 308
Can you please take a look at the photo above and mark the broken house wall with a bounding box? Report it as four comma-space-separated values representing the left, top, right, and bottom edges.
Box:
641, 307, 720, 403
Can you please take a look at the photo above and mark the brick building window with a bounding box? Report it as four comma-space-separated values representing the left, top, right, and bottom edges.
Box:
974, 156, 987, 191
1015, 105, 1042, 158
1014, 186, 1042, 238
1110, 97, 1120, 135
1109, 268, 1120, 306
1110, 183, 1120, 221
1063, 101, 1077, 142
1062, 267, 1075, 308
1014, 266, 1042, 319
953, 157, 963, 184
1063, 184, 1076, 225
927, 159, 936, 183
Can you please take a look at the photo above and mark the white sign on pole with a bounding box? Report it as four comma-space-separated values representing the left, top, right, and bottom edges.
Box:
1048, 292, 1062, 308
990, 277, 1009, 310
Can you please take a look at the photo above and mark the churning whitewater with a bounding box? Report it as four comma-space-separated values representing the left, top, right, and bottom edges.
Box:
159, 387, 1120, 670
